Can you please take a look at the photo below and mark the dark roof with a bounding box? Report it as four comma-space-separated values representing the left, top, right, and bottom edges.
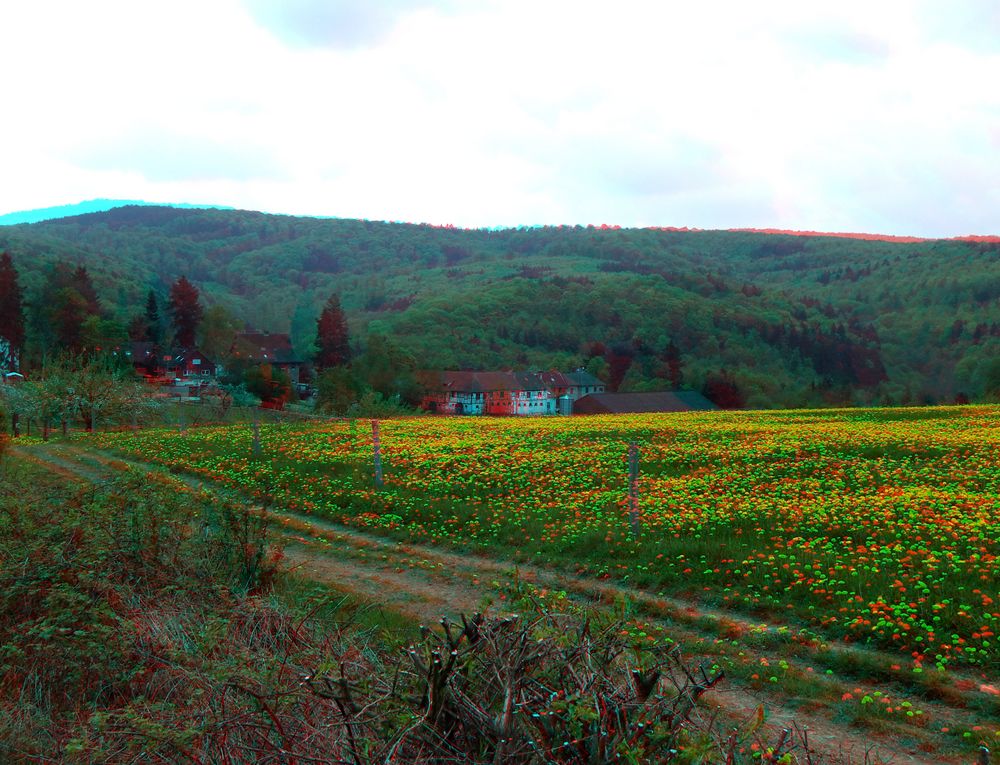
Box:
536, 371, 572, 388
432, 370, 548, 393
565, 369, 604, 387
573, 391, 717, 415
231, 331, 301, 365
535, 369, 604, 389
174, 349, 215, 365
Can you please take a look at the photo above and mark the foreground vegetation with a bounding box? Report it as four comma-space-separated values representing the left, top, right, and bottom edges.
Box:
83, 405, 1000, 677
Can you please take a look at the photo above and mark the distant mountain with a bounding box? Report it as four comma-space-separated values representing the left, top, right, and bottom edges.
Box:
0, 199, 232, 226
1, 205, 998, 407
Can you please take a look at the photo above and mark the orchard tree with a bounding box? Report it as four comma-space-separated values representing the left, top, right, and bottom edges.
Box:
167, 276, 203, 348
314, 293, 351, 369
0, 252, 25, 371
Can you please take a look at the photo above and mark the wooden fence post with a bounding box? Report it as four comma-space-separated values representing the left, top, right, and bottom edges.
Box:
372, 419, 384, 489
628, 441, 640, 539
252, 413, 262, 457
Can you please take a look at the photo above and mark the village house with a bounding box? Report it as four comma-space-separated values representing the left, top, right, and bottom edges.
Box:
421, 369, 604, 416
115, 342, 216, 381
228, 331, 304, 384
169, 348, 217, 379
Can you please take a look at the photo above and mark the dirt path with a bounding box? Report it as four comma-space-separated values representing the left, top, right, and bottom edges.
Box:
11, 441, 992, 764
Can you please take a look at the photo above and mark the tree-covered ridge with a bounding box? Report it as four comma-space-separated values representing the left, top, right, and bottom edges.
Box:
1, 206, 998, 406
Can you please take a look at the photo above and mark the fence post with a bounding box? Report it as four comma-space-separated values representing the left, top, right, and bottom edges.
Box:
11, 412, 18, 437
627, 441, 640, 539
372, 419, 384, 489
252, 412, 262, 457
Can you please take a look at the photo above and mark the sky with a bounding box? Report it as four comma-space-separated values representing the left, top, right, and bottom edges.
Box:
1, 0, 998, 237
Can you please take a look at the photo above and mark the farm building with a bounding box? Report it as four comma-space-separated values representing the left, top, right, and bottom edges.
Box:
422, 369, 604, 415
572, 391, 717, 415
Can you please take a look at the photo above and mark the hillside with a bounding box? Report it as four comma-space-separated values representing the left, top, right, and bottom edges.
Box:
0, 199, 232, 226
2, 205, 998, 406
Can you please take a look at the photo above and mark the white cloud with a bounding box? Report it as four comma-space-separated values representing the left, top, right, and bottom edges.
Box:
0, 0, 997, 236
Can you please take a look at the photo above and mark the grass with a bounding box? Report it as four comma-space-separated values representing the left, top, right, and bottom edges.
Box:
74, 406, 1000, 675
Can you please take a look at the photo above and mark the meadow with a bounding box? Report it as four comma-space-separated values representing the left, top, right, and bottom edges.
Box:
85, 406, 1000, 673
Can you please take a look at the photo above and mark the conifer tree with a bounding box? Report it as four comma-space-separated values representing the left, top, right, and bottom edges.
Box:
167, 276, 203, 348
72, 265, 102, 316
314, 293, 351, 369
0, 252, 25, 370
144, 289, 162, 343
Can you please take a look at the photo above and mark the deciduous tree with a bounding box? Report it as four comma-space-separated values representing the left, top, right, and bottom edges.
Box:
244, 363, 291, 408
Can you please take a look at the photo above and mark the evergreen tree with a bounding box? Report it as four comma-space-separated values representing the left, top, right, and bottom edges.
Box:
144, 289, 162, 343
0, 252, 25, 371
660, 340, 683, 390
127, 314, 149, 341
72, 265, 102, 316
167, 277, 203, 348
702, 370, 746, 409
314, 293, 351, 369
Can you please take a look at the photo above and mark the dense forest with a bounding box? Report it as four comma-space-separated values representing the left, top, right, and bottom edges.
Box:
2, 205, 999, 407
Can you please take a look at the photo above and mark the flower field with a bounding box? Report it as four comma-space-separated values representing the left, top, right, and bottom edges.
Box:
85, 406, 1000, 672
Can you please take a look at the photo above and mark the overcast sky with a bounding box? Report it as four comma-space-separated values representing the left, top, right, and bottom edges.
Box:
1, 0, 998, 236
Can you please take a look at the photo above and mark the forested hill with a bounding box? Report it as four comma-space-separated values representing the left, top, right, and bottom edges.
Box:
2, 205, 999, 407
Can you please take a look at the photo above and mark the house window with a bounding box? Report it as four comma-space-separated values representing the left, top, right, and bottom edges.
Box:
193, 358, 201, 365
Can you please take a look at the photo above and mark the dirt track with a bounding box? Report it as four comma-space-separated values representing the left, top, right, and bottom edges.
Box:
12, 440, 995, 764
